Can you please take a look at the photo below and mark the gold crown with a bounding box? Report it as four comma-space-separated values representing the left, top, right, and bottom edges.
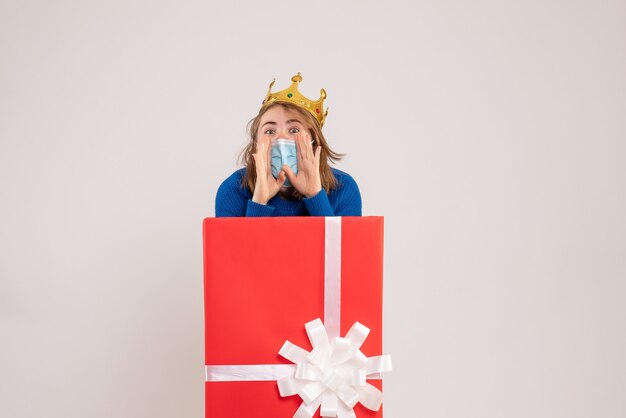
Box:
261, 72, 328, 127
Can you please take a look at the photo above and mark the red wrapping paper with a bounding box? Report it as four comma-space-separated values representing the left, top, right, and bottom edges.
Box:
203, 217, 384, 417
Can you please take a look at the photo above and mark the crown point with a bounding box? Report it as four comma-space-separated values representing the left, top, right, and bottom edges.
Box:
320, 88, 327, 100
292, 73, 303, 83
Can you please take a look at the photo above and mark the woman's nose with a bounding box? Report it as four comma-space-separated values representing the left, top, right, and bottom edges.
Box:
276, 128, 296, 140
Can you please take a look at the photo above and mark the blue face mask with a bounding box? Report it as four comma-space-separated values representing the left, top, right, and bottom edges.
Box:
271, 139, 298, 186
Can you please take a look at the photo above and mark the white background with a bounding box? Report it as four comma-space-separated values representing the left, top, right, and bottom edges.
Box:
1, 0, 625, 417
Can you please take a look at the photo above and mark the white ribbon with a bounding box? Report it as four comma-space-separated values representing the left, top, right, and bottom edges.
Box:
205, 364, 295, 381
278, 318, 392, 418
205, 217, 392, 417
324, 217, 342, 340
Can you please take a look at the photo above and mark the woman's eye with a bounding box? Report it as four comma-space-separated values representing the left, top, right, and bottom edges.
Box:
264, 129, 276, 135
289, 127, 300, 134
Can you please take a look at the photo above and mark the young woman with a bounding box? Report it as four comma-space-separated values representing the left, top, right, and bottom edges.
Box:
215, 73, 361, 217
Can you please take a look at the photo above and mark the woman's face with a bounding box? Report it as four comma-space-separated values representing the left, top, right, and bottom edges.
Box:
256, 105, 307, 142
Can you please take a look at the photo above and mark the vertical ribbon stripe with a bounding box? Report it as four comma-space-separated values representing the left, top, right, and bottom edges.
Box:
324, 217, 342, 339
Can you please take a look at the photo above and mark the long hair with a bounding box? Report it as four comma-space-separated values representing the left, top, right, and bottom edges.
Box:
239, 102, 344, 199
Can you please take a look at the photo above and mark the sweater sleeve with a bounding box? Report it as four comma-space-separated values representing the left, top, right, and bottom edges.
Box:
332, 173, 362, 216
215, 177, 247, 217
214, 171, 251, 217
303, 189, 335, 216
245, 200, 276, 217
215, 171, 278, 217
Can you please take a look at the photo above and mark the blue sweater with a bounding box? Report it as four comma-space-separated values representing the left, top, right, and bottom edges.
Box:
215, 168, 362, 217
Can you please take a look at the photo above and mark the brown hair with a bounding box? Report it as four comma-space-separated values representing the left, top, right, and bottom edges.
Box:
239, 102, 344, 199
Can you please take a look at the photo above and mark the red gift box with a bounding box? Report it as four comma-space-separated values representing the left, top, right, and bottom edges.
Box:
203, 217, 386, 417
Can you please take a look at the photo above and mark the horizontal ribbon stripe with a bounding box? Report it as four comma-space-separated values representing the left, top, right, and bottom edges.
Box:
205, 364, 295, 381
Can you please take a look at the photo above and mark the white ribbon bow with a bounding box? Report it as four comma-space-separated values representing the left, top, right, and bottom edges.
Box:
277, 318, 392, 418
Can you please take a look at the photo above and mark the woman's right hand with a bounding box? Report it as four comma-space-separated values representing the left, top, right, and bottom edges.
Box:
252, 136, 286, 205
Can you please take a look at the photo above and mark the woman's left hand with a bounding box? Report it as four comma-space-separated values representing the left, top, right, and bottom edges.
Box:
282, 133, 322, 198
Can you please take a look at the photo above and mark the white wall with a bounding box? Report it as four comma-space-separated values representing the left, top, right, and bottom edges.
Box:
1, 0, 625, 417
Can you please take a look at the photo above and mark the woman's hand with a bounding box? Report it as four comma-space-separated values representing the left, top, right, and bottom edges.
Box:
252, 136, 286, 205
282, 133, 322, 198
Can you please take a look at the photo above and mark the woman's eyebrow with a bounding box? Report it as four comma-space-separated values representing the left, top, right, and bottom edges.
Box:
286, 119, 302, 124
261, 121, 276, 128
